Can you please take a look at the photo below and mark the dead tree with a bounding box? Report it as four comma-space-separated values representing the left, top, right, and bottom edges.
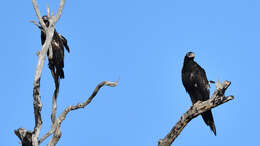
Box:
14, 0, 118, 145
158, 80, 234, 146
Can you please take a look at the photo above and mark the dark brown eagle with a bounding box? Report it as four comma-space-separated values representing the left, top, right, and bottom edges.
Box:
181, 52, 216, 135
40, 15, 70, 79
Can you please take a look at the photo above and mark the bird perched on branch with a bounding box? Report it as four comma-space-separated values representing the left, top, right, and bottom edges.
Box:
40, 15, 70, 79
181, 52, 216, 135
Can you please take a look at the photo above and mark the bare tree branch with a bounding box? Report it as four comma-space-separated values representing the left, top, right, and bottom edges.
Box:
30, 20, 41, 28
51, 70, 60, 125
158, 80, 234, 146
17, 0, 118, 146
31, 16, 54, 146
17, 1, 118, 145
39, 125, 56, 144
38, 80, 118, 145
47, 127, 61, 146
53, 0, 66, 26
32, 0, 46, 30
47, 3, 50, 17
59, 80, 118, 121
51, 81, 118, 144
15, 0, 66, 146
38, 71, 59, 144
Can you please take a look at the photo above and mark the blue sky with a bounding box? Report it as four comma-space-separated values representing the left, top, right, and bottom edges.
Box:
1, 0, 259, 145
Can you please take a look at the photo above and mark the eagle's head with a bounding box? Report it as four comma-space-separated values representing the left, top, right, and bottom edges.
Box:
42, 15, 49, 27
184, 52, 195, 61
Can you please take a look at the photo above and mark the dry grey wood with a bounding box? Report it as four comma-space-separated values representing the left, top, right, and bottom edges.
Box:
15, 0, 117, 146
31, 0, 65, 144
43, 80, 118, 145
14, 0, 65, 146
51, 70, 60, 125
158, 80, 234, 146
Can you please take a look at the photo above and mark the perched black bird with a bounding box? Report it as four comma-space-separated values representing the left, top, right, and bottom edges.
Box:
40, 15, 70, 79
181, 52, 216, 135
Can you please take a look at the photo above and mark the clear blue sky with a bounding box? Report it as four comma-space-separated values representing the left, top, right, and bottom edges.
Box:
1, 0, 259, 145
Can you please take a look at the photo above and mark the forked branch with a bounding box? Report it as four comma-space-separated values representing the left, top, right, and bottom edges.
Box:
158, 80, 234, 146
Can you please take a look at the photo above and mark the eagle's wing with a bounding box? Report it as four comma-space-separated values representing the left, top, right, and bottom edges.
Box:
59, 34, 70, 53
190, 63, 210, 101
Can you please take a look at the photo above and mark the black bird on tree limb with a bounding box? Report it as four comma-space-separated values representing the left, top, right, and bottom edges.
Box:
181, 52, 217, 135
40, 15, 70, 79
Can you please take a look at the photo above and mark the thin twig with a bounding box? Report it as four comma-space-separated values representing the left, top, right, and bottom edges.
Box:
47, 3, 50, 17
60, 80, 118, 119
30, 20, 41, 28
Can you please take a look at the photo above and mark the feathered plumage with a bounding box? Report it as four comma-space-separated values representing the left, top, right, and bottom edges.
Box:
181, 52, 216, 135
40, 16, 70, 79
